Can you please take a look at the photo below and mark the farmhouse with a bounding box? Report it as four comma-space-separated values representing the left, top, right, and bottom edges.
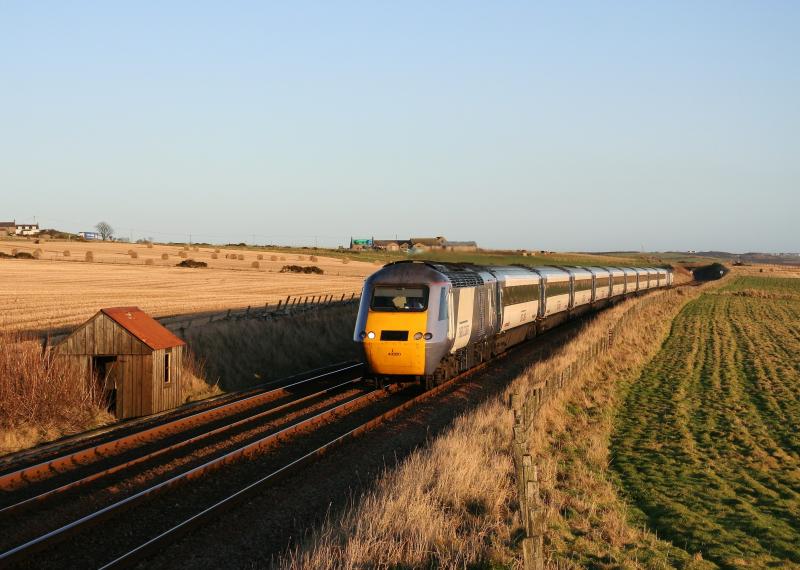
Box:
350, 236, 478, 252
55, 307, 185, 419
0, 220, 40, 236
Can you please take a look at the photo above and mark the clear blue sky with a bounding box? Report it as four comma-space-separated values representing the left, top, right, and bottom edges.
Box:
1, 1, 797, 252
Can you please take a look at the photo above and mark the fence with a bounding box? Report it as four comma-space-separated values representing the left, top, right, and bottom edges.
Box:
159, 292, 361, 334
43, 292, 362, 345
508, 296, 657, 569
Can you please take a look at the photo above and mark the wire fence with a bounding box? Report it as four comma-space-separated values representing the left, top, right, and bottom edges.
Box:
159, 292, 361, 334
508, 296, 657, 569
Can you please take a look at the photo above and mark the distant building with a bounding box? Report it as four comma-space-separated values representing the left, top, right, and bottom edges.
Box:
0, 220, 40, 236
350, 235, 478, 252
79, 231, 101, 240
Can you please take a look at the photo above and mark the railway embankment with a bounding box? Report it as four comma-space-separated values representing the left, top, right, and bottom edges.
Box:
277, 281, 719, 569
0, 303, 358, 455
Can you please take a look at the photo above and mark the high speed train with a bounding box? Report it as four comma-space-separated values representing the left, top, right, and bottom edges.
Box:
354, 261, 672, 388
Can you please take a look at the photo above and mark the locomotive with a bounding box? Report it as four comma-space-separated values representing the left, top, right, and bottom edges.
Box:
354, 261, 672, 388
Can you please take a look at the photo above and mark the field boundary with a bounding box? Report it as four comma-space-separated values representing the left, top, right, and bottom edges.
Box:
507, 291, 684, 568
41, 291, 361, 345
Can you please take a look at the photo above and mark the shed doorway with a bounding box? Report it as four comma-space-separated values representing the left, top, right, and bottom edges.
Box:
92, 356, 118, 413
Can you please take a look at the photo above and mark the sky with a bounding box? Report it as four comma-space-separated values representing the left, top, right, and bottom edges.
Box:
1, 1, 798, 252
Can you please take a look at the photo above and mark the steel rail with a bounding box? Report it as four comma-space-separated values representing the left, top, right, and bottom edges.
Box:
0, 362, 363, 492
0, 387, 384, 565
0, 376, 363, 516
100, 363, 485, 568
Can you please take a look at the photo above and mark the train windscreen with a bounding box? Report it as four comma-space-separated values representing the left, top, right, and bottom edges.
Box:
371, 286, 429, 311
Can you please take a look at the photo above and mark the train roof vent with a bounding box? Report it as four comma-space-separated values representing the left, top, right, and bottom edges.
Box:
429, 264, 485, 288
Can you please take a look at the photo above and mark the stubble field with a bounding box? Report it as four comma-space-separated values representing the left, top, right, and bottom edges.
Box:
0, 239, 374, 333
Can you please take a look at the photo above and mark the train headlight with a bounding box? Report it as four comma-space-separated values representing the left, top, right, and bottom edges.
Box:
423, 333, 433, 340
359, 331, 367, 339
413, 332, 423, 340
367, 331, 376, 339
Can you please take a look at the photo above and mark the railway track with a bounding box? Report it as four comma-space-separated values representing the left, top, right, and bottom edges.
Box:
0, 358, 484, 568
0, 361, 363, 493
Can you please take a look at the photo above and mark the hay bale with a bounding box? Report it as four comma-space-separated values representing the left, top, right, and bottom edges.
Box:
257, 254, 263, 260
178, 251, 188, 258
63, 250, 71, 257
210, 252, 219, 259
85, 251, 94, 262
161, 253, 169, 260
237, 254, 244, 261
144, 258, 155, 266
251, 261, 260, 269
128, 250, 139, 259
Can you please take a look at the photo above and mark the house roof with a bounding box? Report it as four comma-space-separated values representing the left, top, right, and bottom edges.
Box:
0, 221, 15, 227
410, 237, 445, 246
444, 240, 477, 247
101, 307, 186, 350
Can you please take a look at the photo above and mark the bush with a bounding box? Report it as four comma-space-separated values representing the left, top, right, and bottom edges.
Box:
251, 261, 260, 269
128, 250, 138, 259
85, 251, 94, 262
144, 258, 154, 266
176, 259, 207, 268
280, 265, 324, 275
15, 252, 35, 260
161, 253, 169, 260
63, 250, 71, 257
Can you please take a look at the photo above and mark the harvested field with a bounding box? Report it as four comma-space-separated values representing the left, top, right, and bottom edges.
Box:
612, 276, 800, 567
0, 257, 370, 333
0, 238, 373, 275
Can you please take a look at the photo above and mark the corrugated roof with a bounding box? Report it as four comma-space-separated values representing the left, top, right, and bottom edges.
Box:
101, 307, 186, 350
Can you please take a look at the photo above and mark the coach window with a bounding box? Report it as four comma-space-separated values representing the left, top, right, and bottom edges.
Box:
438, 288, 448, 321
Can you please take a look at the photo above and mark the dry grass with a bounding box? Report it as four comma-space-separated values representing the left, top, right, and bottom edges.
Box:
279, 285, 716, 569
0, 331, 114, 454
183, 305, 359, 391
0, 259, 368, 333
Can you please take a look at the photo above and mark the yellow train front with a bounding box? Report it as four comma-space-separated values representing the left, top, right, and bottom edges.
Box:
353, 261, 455, 381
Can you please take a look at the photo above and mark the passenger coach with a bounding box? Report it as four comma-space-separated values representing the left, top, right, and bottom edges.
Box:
354, 261, 672, 388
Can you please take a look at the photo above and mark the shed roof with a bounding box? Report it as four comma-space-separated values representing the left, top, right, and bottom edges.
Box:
101, 307, 186, 350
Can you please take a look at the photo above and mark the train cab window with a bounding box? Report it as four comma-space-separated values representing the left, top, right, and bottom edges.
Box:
371, 286, 429, 312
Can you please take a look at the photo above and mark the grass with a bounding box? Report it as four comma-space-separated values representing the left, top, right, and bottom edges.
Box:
611, 276, 800, 568
182, 305, 359, 391
0, 330, 113, 454
277, 286, 708, 569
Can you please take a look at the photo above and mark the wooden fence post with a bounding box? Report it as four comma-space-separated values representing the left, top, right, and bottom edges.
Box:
522, 463, 545, 570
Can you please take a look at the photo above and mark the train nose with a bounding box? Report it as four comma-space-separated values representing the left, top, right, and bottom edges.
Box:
363, 333, 426, 375
361, 313, 428, 376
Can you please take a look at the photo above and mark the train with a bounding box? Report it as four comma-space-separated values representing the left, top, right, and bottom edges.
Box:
354, 261, 672, 388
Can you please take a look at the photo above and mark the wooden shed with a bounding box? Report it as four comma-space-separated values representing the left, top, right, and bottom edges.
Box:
56, 307, 186, 419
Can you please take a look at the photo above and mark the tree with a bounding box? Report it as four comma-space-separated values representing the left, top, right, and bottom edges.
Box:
95, 221, 114, 241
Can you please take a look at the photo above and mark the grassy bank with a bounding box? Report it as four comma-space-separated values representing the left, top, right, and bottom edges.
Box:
612, 276, 800, 567
181, 304, 360, 391
278, 286, 709, 569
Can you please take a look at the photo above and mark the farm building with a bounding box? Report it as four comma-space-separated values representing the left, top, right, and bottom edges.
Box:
55, 307, 185, 420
